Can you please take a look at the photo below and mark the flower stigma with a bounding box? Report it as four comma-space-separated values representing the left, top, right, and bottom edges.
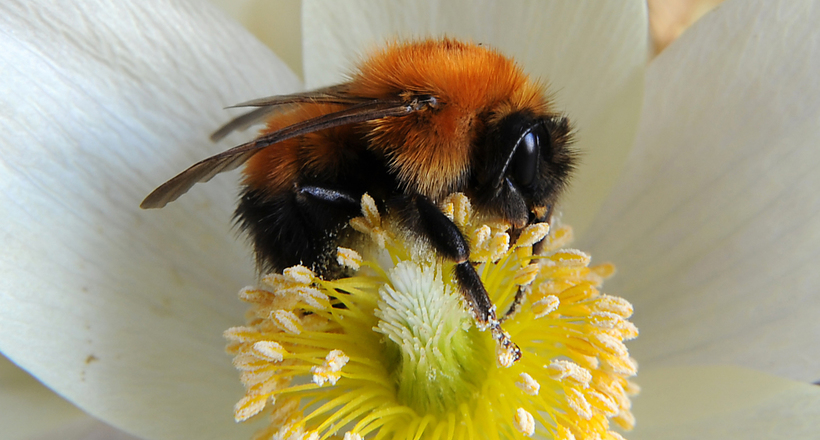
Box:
225, 193, 638, 440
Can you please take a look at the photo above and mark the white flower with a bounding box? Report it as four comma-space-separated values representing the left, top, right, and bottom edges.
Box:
1, 0, 819, 439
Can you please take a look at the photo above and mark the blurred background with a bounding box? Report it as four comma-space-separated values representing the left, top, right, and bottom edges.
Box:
647, 0, 725, 55
209, 0, 727, 80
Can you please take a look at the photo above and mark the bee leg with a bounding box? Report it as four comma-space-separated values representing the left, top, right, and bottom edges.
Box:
296, 185, 360, 208
501, 285, 528, 321
293, 184, 363, 271
408, 195, 522, 364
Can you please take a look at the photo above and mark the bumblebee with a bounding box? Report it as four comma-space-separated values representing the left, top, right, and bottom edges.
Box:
142, 38, 575, 360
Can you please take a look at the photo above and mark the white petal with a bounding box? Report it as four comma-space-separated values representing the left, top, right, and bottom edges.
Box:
0, 1, 299, 439
28, 418, 143, 440
1, 355, 85, 439
302, 0, 648, 232
631, 366, 820, 439
1, 355, 141, 440
582, 0, 820, 381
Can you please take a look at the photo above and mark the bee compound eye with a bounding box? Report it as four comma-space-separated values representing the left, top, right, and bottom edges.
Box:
512, 130, 539, 187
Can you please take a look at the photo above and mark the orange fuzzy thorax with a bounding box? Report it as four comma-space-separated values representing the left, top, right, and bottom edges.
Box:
350, 39, 551, 199
244, 39, 552, 200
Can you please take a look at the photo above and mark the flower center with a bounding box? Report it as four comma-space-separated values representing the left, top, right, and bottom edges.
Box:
224, 193, 639, 440
374, 262, 492, 414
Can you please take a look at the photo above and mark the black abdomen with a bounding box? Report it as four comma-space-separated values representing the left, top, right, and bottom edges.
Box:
235, 149, 398, 275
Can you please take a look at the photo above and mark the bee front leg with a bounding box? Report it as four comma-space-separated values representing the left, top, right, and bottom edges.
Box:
402, 195, 522, 364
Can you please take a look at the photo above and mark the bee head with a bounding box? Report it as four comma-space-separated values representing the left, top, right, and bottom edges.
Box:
472, 111, 575, 228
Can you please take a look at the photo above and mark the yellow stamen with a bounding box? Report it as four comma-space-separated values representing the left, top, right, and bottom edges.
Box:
337, 247, 363, 270
516, 223, 550, 248
515, 373, 540, 396
311, 350, 349, 386
283, 265, 315, 284
270, 310, 303, 334
226, 193, 639, 440
253, 341, 288, 362
513, 408, 535, 437
532, 295, 560, 318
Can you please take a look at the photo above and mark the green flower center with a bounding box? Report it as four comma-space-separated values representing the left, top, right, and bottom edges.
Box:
225, 193, 639, 440
374, 262, 492, 414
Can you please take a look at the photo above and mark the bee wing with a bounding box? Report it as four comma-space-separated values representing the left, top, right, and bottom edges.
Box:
228, 84, 366, 108
209, 106, 280, 142
210, 84, 372, 141
141, 99, 421, 209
